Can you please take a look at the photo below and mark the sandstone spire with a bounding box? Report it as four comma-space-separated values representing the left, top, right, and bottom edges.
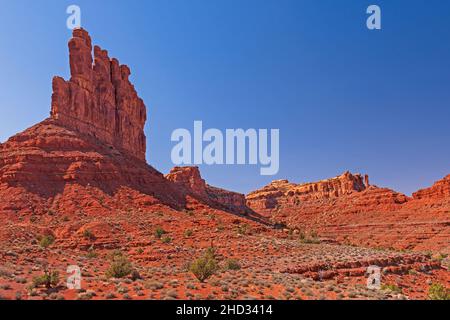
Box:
364, 174, 370, 188
51, 28, 147, 161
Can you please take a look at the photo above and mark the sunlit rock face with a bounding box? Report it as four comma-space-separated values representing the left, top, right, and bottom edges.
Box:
51, 28, 147, 161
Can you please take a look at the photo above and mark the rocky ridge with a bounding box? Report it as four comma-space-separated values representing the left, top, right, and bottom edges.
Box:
165, 166, 248, 214
246, 173, 449, 252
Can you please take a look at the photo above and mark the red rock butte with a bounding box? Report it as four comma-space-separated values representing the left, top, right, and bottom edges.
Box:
51, 28, 147, 161
0, 28, 247, 216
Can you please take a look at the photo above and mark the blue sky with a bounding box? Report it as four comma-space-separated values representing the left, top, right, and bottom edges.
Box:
0, 0, 449, 195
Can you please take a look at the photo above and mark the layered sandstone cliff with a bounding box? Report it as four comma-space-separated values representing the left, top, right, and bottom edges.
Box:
246, 172, 388, 211
0, 119, 182, 212
413, 175, 450, 200
247, 173, 449, 252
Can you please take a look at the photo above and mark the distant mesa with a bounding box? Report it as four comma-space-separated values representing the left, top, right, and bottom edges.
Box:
246, 172, 450, 252
247, 171, 375, 210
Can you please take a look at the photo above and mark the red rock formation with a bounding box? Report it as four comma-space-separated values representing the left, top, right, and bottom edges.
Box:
166, 166, 209, 198
0, 29, 248, 217
247, 173, 449, 252
247, 172, 376, 211
51, 28, 147, 161
364, 174, 370, 188
413, 175, 450, 200
0, 119, 183, 215
165, 166, 248, 214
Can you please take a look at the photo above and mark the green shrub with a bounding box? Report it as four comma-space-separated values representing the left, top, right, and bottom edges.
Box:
299, 231, 320, 244
184, 229, 193, 237
428, 283, 450, 300
299, 231, 306, 240
32, 270, 59, 289
432, 253, 448, 262
408, 269, 417, 275
237, 224, 249, 235
154, 227, 167, 239
381, 284, 402, 294
83, 229, 96, 241
106, 252, 133, 279
161, 236, 172, 244
225, 259, 241, 271
86, 249, 98, 259
217, 223, 225, 232
301, 237, 321, 244
39, 235, 55, 248
130, 270, 142, 281
108, 249, 123, 259
189, 248, 218, 282
205, 247, 216, 259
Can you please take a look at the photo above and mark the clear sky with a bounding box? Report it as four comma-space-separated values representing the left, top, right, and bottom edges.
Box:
0, 0, 449, 195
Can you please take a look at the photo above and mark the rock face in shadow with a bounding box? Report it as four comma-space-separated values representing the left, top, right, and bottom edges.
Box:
51, 28, 147, 161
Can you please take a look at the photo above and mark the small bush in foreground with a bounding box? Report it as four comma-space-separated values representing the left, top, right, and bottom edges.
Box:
32, 270, 59, 289
236, 224, 249, 235
106, 252, 133, 279
154, 227, 167, 239
161, 236, 172, 244
82, 229, 96, 241
299, 230, 321, 244
428, 283, 450, 300
189, 248, 218, 283
381, 284, 402, 294
38, 235, 55, 248
86, 249, 98, 259
225, 259, 241, 271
